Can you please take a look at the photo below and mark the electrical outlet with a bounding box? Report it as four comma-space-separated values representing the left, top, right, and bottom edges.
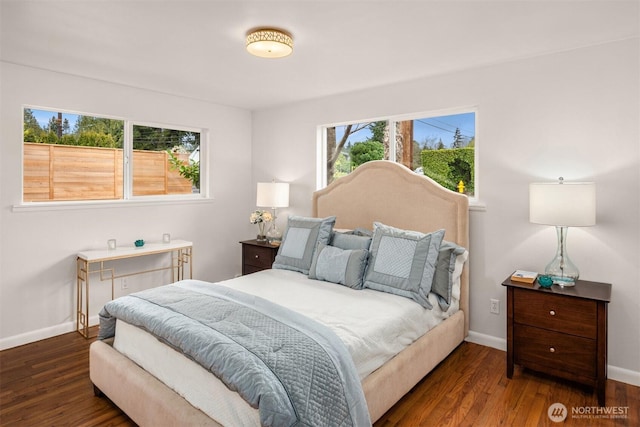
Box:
490, 298, 500, 314
121, 278, 128, 290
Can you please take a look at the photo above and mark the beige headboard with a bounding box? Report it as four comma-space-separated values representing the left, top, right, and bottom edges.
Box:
312, 160, 470, 335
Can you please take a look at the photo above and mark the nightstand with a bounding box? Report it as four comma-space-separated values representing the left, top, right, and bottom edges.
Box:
240, 240, 278, 275
502, 276, 611, 406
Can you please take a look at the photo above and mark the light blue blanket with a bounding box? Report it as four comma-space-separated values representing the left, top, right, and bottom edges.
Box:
98, 280, 371, 427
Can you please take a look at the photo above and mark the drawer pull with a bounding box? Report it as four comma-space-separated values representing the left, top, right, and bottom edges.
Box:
549, 347, 556, 353
549, 310, 556, 316
254, 255, 260, 259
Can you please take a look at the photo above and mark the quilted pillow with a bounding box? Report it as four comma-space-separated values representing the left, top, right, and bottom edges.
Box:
330, 232, 372, 251
309, 242, 369, 289
272, 216, 336, 274
363, 222, 444, 309
431, 241, 468, 311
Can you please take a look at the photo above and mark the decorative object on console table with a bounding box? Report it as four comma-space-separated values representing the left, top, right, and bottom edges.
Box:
529, 177, 596, 286
256, 180, 290, 247
502, 275, 611, 406
249, 210, 272, 242
240, 239, 278, 275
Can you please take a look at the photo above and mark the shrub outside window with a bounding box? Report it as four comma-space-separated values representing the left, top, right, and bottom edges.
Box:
323, 111, 476, 197
23, 108, 202, 203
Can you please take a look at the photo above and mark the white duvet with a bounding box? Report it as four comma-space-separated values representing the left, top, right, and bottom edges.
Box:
113, 268, 459, 425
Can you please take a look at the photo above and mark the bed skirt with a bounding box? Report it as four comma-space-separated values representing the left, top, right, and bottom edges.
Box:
90, 310, 465, 425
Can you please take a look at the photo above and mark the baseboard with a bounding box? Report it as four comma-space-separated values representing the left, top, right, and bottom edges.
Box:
0, 315, 100, 351
466, 330, 507, 351
608, 365, 640, 387
466, 329, 640, 387
0, 321, 75, 351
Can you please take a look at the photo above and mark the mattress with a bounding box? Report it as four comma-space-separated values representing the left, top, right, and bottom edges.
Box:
113, 269, 460, 426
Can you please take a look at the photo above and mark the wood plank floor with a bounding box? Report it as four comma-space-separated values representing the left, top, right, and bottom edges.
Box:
1, 330, 638, 426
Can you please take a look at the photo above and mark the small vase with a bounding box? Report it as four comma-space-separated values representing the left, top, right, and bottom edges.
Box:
256, 222, 266, 242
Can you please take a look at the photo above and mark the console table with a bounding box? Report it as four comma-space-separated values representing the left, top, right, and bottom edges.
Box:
76, 240, 193, 338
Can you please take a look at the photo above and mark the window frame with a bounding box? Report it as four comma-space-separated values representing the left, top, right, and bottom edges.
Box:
317, 107, 480, 203
17, 106, 209, 211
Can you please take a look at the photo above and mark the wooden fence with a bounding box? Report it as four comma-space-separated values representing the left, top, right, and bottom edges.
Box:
23, 143, 192, 202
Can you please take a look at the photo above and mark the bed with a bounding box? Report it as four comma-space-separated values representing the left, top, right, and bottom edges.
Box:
90, 160, 469, 426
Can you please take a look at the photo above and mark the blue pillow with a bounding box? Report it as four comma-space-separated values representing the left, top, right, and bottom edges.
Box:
363, 222, 444, 309
330, 232, 372, 251
273, 216, 336, 274
432, 241, 467, 311
309, 242, 369, 289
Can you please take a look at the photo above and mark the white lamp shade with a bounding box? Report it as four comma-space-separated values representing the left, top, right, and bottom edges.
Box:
529, 181, 596, 226
256, 182, 289, 208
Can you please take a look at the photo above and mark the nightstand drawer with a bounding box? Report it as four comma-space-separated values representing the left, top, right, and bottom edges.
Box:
243, 244, 275, 269
514, 324, 596, 379
514, 289, 597, 338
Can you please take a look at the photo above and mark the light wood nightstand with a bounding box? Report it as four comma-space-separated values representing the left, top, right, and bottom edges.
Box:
240, 240, 278, 275
502, 276, 611, 406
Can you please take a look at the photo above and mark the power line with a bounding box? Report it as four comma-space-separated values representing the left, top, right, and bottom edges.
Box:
415, 119, 473, 139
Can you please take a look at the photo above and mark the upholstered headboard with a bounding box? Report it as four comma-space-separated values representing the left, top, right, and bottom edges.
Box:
312, 160, 470, 335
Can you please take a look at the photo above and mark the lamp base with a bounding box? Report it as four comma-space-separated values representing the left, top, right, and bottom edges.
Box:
550, 276, 576, 287
266, 222, 282, 247
545, 226, 579, 286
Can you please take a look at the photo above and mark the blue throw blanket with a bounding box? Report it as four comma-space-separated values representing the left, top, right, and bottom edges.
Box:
98, 280, 371, 427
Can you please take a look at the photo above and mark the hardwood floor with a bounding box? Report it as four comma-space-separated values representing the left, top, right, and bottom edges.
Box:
1, 330, 638, 426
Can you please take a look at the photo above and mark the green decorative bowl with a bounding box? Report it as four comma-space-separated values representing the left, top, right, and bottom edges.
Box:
537, 275, 553, 288
134, 239, 145, 247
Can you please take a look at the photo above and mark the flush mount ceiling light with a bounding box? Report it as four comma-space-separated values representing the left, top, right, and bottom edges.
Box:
246, 28, 293, 58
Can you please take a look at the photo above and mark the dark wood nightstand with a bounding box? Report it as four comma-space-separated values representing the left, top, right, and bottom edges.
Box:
240, 240, 279, 275
502, 276, 611, 406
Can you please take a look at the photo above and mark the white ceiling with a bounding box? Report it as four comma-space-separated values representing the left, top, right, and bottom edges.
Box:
1, 1, 638, 111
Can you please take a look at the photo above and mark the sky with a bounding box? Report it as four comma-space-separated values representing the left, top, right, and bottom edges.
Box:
337, 112, 475, 148
30, 109, 79, 130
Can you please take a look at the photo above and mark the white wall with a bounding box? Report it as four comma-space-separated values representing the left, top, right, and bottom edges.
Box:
252, 39, 640, 382
0, 62, 255, 348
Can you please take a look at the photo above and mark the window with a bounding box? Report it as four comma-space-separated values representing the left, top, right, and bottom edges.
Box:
322, 111, 476, 197
23, 108, 202, 203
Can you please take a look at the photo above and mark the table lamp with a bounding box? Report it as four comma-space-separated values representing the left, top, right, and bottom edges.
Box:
257, 181, 289, 246
529, 177, 596, 286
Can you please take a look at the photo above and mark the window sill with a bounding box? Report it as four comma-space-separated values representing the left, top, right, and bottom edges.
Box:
469, 199, 487, 212
12, 196, 214, 213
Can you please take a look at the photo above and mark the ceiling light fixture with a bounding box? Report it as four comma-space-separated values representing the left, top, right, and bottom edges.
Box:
246, 28, 293, 58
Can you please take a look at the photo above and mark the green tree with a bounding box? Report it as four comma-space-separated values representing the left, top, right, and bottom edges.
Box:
74, 116, 124, 147
369, 121, 387, 144
452, 128, 465, 148
62, 118, 71, 135
333, 152, 351, 180
47, 115, 61, 137
23, 109, 43, 142
133, 126, 198, 151
412, 140, 422, 170
350, 140, 384, 169
76, 130, 118, 148
326, 123, 371, 184
167, 150, 200, 189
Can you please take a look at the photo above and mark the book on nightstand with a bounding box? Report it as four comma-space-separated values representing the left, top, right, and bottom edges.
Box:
510, 270, 538, 284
